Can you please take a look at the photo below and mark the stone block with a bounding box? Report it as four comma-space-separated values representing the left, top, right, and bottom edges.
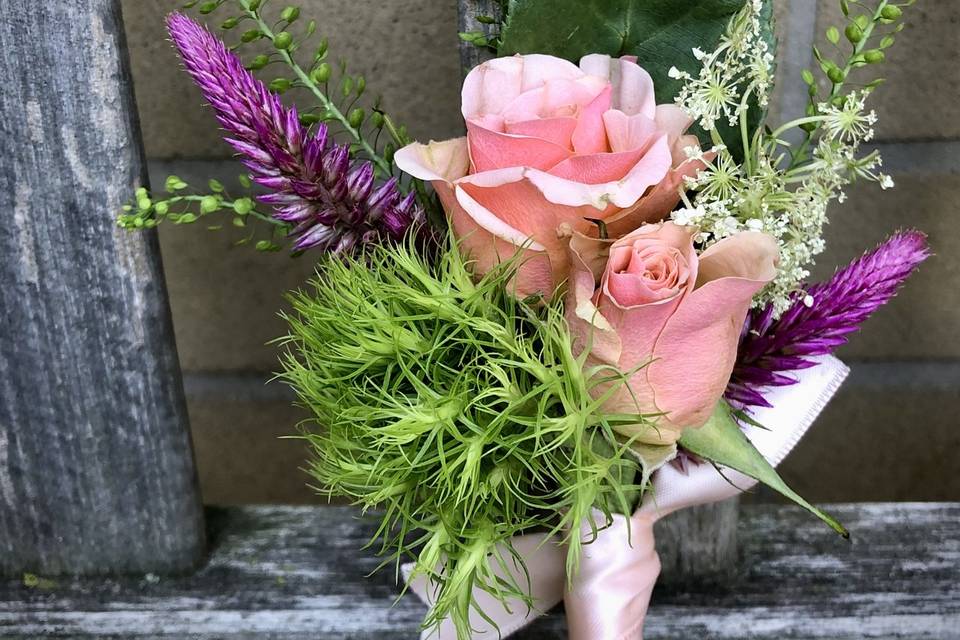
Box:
121, 0, 464, 158
814, 0, 960, 141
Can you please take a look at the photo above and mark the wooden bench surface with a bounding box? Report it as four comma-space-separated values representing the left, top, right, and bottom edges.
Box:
1, 502, 957, 639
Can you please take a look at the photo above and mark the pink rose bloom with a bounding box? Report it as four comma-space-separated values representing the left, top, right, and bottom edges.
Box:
566, 223, 779, 444
395, 54, 706, 297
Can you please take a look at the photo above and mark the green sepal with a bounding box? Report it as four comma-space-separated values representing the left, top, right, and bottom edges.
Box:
627, 441, 677, 488
679, 401, 849, 538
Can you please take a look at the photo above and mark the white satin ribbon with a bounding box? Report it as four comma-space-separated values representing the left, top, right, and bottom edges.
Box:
406, 355, 850, 639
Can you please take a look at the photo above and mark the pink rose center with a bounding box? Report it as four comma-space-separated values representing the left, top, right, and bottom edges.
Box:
606, 241, 691, 307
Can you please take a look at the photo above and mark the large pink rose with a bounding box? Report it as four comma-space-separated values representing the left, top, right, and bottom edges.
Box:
396, 54, 706, 298
566, 223, 779, 444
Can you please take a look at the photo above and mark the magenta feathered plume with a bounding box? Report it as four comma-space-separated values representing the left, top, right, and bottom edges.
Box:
726, 230, 931, 409
166, 13, 423, 252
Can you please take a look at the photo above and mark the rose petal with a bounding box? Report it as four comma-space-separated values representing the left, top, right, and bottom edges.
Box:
467, 120, 571, 172
602, 110, 660, 153
447, 184, 554, 298
579, 54, 656, 118
462, 56, 524, 120
505, 116, 578, 150
525, 134, 672, 210
394, 138, 470, 183
572, 85, 613, 155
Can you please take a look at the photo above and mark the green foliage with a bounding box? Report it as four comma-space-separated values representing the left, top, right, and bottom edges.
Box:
795, 0, 914, 165
497, 0, 774, 160
116, 176, 285, 253
679, 402, 848, 537
279, 233, 657, 636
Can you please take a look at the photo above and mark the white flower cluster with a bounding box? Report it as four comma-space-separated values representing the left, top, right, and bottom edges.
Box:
668, 0, 774, 131
669, 1, 895, 314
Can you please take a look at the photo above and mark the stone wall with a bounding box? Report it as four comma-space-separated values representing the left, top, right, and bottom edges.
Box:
121, 0, 960, 504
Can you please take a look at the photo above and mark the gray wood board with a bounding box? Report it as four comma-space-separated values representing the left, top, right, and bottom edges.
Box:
0, 0, 204, 574
0, 502, 957, 639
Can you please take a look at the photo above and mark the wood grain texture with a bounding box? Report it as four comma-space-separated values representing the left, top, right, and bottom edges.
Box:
456, 0, 502, 75
0, 0, 204, 574
0, 503, 957, 639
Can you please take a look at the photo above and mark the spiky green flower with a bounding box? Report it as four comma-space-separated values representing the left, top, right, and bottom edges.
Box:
278, 234, 655, 636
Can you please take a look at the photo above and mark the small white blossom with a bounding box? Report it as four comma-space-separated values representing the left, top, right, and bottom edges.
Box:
803, 295, 815, 308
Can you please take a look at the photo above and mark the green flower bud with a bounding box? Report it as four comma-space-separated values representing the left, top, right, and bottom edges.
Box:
273, 31, 293, 49
347, 107, 365, 128
280, 5, 300, 22
208, 178, 224, 193
144, 219, 157, 228
881, 5, 902, 20
371, 111, 385, 128
311, 62, 332, 83
198, 1, 218, 15
137, 196, 152, 211
165, 175, 187, 192
826, 26, 840, 45
384, 143, 396, 163
299, 112, 322, 125
240, 29, 262, 43
269, 77, 292, 93
232, 216, 246, 228
827, 66, 846, 83
854, 14, 870, 29
801, 69, 815, 85
200, 196, 220, 213
314, 37, 329, 60
154, 202, 169, 216
133, 217, 144, 228
135, 186, 148, 199
341, 75, 354, 97
844, 23, 863, 43
246, 0, 261, 10
355, 75, 366, 96
178, 213, 198, 224
864, 49, 885, 64
248, 54, 270, 70
234, 197, 253, 215
221, 17, 241, 29
238, 174, 252, 188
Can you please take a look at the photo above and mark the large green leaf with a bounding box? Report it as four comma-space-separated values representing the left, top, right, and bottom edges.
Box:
498, 0, 775, 160
680, 402, 849, 538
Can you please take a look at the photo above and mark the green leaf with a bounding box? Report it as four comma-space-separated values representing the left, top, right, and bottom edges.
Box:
498, 0, 775, 160
679, 402, 848, 538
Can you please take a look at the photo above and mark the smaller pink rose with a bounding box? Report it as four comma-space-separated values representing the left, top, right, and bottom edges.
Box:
566, 223, 779, 444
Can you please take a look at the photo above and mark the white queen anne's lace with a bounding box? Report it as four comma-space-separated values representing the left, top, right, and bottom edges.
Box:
669, 0, 896, 314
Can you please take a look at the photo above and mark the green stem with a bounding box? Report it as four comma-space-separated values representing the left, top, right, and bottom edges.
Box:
245, 8, 392, 177
171, 194, 286, 227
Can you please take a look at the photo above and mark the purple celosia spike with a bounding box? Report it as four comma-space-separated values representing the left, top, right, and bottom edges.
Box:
727, 230, 931, 409
165, 13, 424, 252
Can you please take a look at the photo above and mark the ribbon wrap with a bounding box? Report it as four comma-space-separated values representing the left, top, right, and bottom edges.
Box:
407, 355, 850, 639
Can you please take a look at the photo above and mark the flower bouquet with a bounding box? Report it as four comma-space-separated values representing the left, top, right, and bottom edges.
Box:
121, 0, 927, 637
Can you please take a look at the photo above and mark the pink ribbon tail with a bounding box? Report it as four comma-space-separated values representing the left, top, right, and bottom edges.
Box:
564, 512, 659, 640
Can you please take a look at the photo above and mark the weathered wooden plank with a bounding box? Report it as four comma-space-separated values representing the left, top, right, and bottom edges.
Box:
456, 0, 739, 584
0, 1, 204, 574
456, 0, 502, 75
0, 503, 956, 639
